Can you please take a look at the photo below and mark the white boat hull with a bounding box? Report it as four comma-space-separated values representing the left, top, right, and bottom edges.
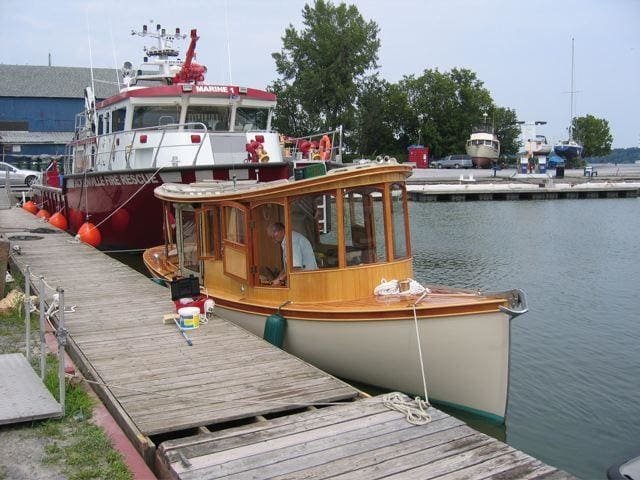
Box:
216, 306, 511, 422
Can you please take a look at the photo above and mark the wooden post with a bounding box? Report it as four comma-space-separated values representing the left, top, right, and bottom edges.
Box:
0, 238, 9, 295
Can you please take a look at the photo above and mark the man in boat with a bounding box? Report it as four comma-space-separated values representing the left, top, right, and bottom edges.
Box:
267, 222, 317, 285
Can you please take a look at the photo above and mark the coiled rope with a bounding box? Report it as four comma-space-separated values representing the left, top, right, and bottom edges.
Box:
373, 278, 430, 297
382, 392, 431, 425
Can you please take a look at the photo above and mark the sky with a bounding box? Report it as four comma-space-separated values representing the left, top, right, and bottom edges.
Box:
1, 0, 639, 148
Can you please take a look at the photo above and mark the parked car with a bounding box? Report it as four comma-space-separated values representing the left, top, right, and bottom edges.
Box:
431, 154, 473, 169
0, 162, 42, 187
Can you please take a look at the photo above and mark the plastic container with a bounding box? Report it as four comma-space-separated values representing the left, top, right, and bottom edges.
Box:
178, 306, 200, 329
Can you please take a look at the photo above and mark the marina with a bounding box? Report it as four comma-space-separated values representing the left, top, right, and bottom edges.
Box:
0, 203, 575, 478
0, 5, 637, 477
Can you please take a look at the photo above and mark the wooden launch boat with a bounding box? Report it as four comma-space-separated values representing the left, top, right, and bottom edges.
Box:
144, 161, 528, 423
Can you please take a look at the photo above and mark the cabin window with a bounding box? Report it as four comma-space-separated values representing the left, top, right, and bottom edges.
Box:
390, 183, 410, 259
251, 203, 285, 285
222, 204, 249, 281
235, 107, 269, 131
132, 106, 180, 129
290, 192, 337, 269
97, 114, 105, 135
343, 187, 387, 266
177, 208, 199, 275
198, 206, 221, 259
186, 106, 230, 131
111, 108, 126, 132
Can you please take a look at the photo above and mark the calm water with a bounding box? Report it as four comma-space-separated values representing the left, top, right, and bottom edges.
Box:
113, 197, 638, 479
409, 198, 640, 479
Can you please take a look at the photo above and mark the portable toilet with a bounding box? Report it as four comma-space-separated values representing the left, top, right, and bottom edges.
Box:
408, 145, 429, 168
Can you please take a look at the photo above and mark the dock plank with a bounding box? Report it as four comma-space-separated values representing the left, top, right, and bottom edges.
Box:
159, 395, 576, 480
2, 207, 575, 480
2, 207, 359, 439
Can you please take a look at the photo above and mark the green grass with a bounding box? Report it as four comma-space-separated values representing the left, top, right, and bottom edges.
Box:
1, 279, 133, 480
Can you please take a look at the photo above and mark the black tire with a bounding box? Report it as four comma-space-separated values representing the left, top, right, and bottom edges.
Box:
454, 164, 460, 169
437, 164, 442, 169
25, 176, 37, 187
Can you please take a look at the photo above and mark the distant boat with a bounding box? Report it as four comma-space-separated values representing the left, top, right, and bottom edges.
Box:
466, 116, 500, 168
554, 38, 583, 161
554, 139, 583, 161
524, 135, 553, 156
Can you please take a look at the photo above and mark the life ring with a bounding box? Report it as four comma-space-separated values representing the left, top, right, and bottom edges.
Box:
319, 135, 331, 161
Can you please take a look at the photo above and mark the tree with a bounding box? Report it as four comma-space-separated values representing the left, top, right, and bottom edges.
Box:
572, 114, 613, 158
353, 76, 413, 156
492, 107, 520, 157
399, 68, 494, 159
270, 0, 380, 137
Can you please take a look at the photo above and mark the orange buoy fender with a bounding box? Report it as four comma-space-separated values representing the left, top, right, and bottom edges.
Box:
23, 201, 38, 214
49, 212, 68, 230
36, 209, 51, 219
77, 222, 101, 247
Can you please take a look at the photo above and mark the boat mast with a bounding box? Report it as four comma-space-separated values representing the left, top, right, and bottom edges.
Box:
569, 37, 575, 140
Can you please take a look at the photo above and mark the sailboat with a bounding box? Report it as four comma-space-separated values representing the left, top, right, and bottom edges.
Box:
554, 38, 583, 161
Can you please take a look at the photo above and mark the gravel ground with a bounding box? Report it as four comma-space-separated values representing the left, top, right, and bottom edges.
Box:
0, 426, 66, 480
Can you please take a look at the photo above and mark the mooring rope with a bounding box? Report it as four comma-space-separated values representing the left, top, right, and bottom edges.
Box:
382, 392, 431, 425
90, 165, 164, 232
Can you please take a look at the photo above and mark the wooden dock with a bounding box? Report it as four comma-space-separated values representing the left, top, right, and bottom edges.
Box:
0, 206, 576, 479
157, 396, 575, 479
407, 180, 640, 202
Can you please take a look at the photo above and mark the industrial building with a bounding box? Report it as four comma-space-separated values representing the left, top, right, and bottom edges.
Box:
0, 65, 119, 170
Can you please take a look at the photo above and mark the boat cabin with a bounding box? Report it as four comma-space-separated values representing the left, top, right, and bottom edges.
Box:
70, 83, 281, 174
155, 163, 414, 304
68, 25, 283, 174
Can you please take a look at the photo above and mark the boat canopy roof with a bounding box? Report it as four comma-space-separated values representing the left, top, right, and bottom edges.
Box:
97, 84, 276, 110
154, 162, 413, 204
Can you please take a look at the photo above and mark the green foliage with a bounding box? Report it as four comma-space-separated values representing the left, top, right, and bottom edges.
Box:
493, 107, 520, 156
572, 114, 613, 157
397, 68, 494, 158
353, 76, 413, 155
269, 2, 613, 162
0, 286, 131, 480
43, 423, 131, 480
271, 0, 380, 137
38, 354, 132, 480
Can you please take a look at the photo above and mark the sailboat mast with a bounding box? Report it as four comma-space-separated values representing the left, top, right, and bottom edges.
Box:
569, 37, 575, 140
